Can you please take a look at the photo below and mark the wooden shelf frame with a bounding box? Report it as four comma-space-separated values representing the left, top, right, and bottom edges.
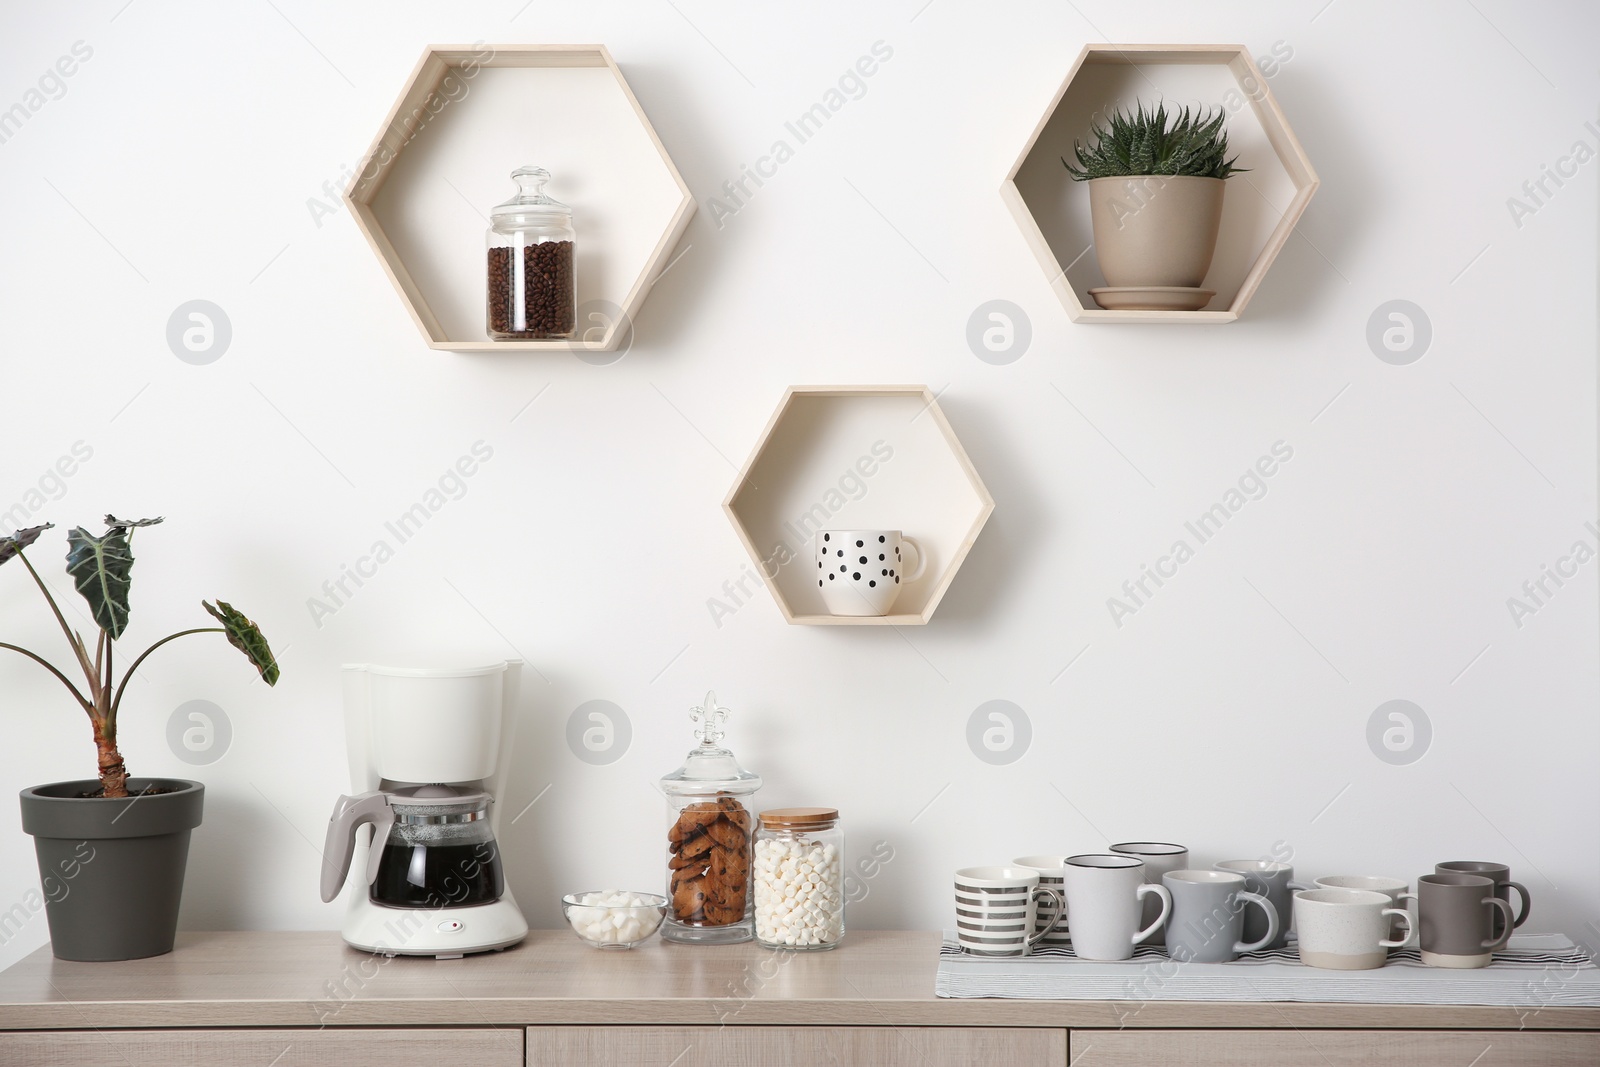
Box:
345, 44, 696, 352
1001, 43, 1319, 324
723, 386, 994, 626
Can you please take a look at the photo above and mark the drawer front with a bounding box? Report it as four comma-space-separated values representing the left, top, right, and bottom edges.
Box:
1070, 1029, 1600, 1067
528, 1026, 1065, 1066
0, 1028, 523, 1067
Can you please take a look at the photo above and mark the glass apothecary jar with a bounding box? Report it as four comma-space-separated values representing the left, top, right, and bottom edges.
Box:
754, 808, 844, 950
659, 692, 761, 945
486, 166, 576, 340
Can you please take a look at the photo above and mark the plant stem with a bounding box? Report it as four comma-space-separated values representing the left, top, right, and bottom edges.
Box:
109, 628, 223, 720
0, 642, 94, 710
17, 551, 97, 685
103, 637, 114, 718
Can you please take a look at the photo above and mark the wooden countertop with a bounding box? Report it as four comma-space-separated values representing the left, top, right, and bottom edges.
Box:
0, 930, 1595, 1031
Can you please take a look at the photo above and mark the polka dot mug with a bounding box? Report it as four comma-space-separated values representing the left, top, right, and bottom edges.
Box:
815, 530, 926, 616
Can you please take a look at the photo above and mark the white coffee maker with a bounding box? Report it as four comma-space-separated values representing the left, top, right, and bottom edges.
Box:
320, 662, 528, 958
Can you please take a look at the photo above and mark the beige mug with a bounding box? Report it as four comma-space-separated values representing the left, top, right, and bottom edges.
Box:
1295, 889, 1413, 970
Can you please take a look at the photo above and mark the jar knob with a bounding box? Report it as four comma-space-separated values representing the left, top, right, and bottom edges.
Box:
690, 690, 729, 746
510, 165, 551, 197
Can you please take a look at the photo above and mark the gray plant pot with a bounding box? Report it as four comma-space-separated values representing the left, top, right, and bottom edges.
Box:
19, 778, 204, 961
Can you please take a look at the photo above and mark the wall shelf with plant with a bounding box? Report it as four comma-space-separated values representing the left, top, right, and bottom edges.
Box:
1001, 44, 1319, 324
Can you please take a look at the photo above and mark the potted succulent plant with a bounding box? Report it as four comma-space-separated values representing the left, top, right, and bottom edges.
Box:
1063, 102, 1246, 311
0, 517, 279, 961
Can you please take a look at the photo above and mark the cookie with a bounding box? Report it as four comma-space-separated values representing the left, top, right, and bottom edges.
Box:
706, 816, 747, 850
677, 830, 714, 859
672, 876, 707, 921
717, 797, 752, 832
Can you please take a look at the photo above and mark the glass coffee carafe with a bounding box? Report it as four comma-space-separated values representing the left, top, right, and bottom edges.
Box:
371, 791, 503, 908
322, 786, 504, 911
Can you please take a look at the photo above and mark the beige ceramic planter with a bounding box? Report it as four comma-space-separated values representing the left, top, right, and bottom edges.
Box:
1087, 175, 1225, 288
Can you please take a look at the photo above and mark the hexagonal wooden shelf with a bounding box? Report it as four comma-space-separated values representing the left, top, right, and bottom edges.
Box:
1002, 44, 1318, 323
345, 44, 695, 352
724, 386, 994, 626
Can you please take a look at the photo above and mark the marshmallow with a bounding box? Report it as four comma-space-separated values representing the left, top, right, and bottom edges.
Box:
754, 837, 843, 947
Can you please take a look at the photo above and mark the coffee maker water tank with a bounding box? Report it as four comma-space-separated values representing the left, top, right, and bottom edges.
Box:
342, 663, 508, 786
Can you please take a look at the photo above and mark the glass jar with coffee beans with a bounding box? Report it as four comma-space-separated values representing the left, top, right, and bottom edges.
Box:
486, 166, 575, 340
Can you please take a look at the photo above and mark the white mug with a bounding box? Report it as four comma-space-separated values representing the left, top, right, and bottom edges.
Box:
955, 866, 1065, 957
1295, 889, 1413, 970
1109, 841, 1187, 947
1315, 875, 1411, 942
816, 530, 925, 616
1063, 854, 1171, 961
1013, 855, 1073, 945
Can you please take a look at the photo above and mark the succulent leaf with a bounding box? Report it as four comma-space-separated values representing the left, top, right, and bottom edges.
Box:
1063, 100, 1248, 181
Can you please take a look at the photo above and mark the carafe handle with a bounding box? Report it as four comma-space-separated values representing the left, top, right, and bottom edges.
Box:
320, 791, 394, 903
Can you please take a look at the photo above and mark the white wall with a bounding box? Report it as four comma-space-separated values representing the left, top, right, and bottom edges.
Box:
0, 0, 1595, 970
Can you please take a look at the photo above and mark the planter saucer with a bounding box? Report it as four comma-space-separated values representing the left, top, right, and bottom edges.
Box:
1088, 286, 1216, 312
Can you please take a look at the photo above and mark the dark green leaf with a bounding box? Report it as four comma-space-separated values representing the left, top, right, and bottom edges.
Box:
1063, 100, 1249, 181
65, 526, 134, 639
203, 600, 280, 686
105, 515, 164, 532
0, 523, 53, 567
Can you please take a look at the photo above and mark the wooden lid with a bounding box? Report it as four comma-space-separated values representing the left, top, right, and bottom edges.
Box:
760, 807, 838, 830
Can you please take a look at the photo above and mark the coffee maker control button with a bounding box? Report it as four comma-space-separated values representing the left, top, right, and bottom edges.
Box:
437, 920, 464, 933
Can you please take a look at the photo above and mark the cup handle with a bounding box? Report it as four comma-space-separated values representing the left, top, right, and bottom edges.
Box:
1027, 886, 1066, 947
898, 536, 928, 583
1483, 896, 1516, 951
1233, 890, 1280, 954
1506, 880, 1532, 929
1380, 908, 1414, 949
1132, 883, 1172, 946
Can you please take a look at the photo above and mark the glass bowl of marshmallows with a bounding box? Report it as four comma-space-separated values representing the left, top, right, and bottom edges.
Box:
561, 890, 668, 949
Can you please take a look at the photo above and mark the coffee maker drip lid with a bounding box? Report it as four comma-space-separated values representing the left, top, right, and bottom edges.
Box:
659, 691, 762, 796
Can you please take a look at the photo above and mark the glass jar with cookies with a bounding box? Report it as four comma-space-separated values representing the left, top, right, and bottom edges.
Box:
658, 692, 762, 944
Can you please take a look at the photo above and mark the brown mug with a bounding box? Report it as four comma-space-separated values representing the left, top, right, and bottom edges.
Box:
1435, 861, 1530, 939
1412, 873, 1514, 968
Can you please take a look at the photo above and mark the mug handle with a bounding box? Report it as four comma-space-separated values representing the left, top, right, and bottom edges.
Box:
1284, 881, 1313, 941
1233, 890, 1281, 954
899, 536, 928, 583
1504, 879, 1532, 929
1482, 896, 1516, 951
1131, 883, 1172, 946
1027, 886, 1066, 947
1380, 908, 1414, 949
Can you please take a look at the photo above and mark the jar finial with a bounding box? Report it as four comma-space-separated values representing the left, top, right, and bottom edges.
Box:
690, 690, 728, 746
510, 165, 551, 197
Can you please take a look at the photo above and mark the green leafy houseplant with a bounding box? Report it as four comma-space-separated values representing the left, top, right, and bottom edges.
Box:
1062, 101, 1246, 181
0, 516, 278, 799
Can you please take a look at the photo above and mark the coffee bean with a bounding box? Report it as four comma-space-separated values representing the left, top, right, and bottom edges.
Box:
487, 240, 575, 339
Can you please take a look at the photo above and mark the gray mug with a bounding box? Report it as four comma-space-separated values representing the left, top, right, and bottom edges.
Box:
1215, 860, 1311, 950
1413, 873, 1514, 968
1435, 861, 1530, 940
1163, 869, 1279, 963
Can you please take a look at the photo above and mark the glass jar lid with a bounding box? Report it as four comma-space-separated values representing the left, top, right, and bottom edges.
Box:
659, 691, 762, 797
760, 807, 838, 830
490, 165, 571, 229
